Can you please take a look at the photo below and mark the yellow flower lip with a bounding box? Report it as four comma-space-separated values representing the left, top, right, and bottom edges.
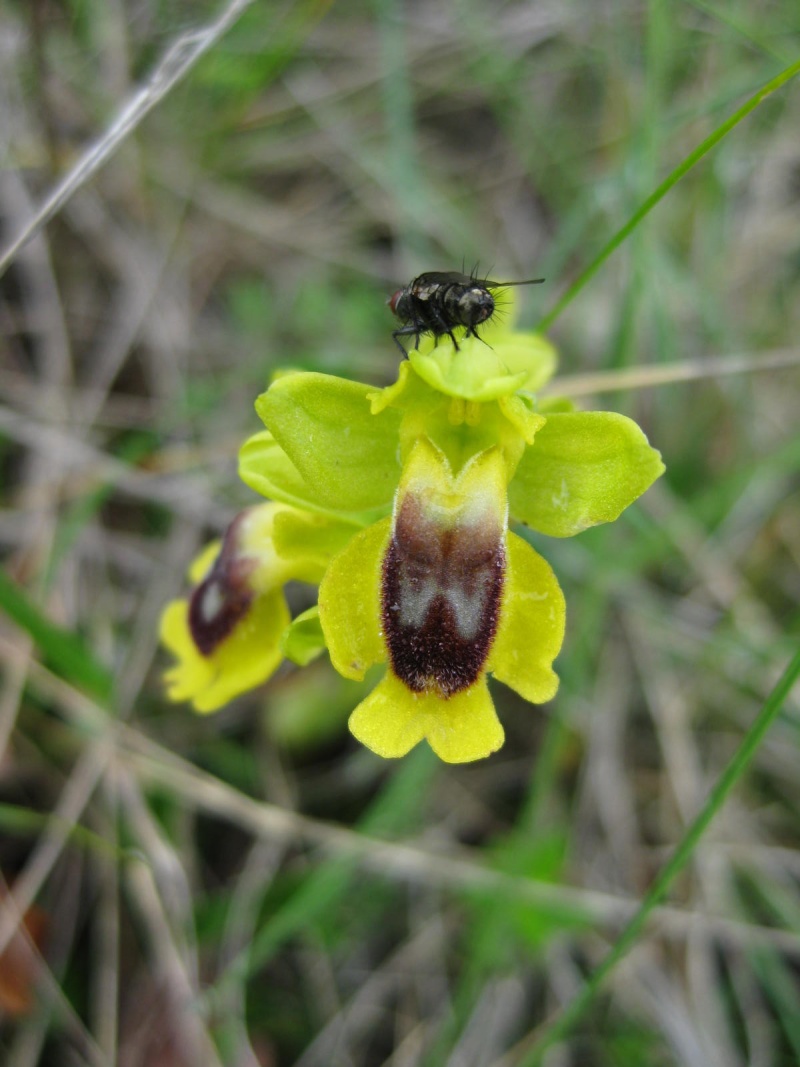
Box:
349, 672, 505, 763
318, 439, 567, 763
159, 503, 354, 714
160, 591, 289, 714
159, 504, 294, 713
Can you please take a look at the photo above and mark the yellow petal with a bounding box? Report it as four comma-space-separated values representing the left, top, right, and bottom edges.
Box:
159, 591, 289, 713
317, 518, 389, 680
489, 532, 565, 703
349, 671, 504, 763
160, 600, 215, 700
188, 542, 221, 585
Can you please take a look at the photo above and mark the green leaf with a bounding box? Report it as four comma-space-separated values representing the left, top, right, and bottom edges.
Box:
508, 411, 665, 537
281, 606, 326, 667
0, 568, 113, 703
254, 372, 402, 512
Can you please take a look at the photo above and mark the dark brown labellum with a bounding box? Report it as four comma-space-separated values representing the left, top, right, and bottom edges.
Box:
188, 514, 257, 656
381, 494, 505, 697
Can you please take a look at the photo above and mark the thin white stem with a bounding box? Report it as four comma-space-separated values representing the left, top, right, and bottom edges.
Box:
541, 346, 800, 397
0, 0, 255, 277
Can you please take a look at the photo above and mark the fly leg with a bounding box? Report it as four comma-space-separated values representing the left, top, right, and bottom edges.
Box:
426, 299, 461, 351
391, 324, 422, 356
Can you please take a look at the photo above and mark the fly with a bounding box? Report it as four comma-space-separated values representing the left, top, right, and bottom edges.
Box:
387, 271, 544, 356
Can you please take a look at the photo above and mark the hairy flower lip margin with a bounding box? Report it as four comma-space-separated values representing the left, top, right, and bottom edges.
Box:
317, 438, 566, 763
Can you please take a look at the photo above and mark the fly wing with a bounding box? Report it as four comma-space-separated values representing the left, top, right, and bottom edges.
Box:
483, 277, 545, 288
412, 271, 474, 288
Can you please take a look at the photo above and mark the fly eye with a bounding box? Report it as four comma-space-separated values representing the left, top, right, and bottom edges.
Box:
388, 289, 407, 316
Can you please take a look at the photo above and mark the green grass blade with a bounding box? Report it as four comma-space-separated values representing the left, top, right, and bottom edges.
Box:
537, 56, 800, 333
0, 802, 122, 860
522, 644, 800, 1065
749, 948, 800, 1061
0, 567, 114, 703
